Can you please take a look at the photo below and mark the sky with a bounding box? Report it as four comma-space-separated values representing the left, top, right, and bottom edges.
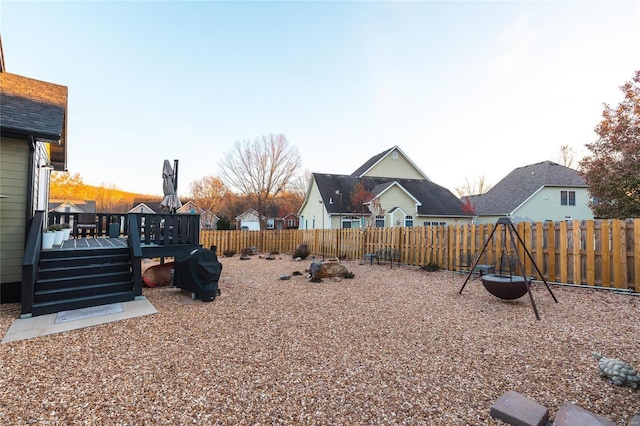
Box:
1, 1, 639, 197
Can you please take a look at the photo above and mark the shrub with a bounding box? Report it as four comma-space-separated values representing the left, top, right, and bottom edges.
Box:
422, 262, 440, 272
293, 243, 310, 260
270, 250, 279, 255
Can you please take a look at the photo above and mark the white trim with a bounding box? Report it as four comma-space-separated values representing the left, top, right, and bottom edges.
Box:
373, 181, 422, 206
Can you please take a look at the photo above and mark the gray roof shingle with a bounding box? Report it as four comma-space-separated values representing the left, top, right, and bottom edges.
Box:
0, 72, 68, 170
468, 161, 588, 215
314, 173, 467, 216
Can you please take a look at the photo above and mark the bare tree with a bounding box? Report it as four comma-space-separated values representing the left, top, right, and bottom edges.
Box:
218, 134, 302, 229
189, 176, 228, 214
288, 169, 312, 200
454, 175, 491, 197
558, 145, 577, 168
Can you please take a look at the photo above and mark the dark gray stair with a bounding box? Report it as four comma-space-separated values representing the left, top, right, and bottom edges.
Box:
32, 247, 135, 316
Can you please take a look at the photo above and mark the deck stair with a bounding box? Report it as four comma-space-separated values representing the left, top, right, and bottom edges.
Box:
32, 247, 135, 316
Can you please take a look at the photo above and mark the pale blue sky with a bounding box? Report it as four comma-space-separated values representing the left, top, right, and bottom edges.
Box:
1, 1, 638, 196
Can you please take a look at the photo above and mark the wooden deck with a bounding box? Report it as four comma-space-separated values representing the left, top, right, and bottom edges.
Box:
54, 236, 200, 259
58, 237, 127, 250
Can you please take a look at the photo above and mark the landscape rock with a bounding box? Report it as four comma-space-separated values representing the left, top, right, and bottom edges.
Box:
309, 262, 349, 279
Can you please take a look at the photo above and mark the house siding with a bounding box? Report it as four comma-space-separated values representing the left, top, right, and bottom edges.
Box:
415, 216, 458, 226
473, 187, 594, 224
379, 187, 417, 227
1, 137, 29, 284
237, 210, 260, 230
364, 153, 425, 180
514, 187, 594, 222
298, 181, 329, 229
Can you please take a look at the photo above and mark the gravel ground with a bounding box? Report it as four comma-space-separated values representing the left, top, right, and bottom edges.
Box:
1, 255, 639, 425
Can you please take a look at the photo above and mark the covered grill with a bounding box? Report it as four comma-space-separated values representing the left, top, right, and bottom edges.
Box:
173, 247, 222, 302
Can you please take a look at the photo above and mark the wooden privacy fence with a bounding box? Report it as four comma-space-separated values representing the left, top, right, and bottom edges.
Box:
200, 219, 640, 292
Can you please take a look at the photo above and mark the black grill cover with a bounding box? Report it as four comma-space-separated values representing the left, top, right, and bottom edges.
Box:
174, 247, 222, 302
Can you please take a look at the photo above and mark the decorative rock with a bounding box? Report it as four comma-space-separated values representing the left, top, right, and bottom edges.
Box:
592, 352, 640, 389
553, 401, 615, 426
313, 261, 349, 279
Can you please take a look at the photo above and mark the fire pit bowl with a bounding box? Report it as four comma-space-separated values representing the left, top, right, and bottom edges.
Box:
480, 274, 529, 300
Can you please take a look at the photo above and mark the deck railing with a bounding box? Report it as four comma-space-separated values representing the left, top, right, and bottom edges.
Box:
48, 211, 200, 245
21, 210, 45, 316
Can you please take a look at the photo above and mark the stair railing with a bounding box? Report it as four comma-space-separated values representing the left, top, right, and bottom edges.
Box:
21, 210, 45, 317
127, 214, 143, 297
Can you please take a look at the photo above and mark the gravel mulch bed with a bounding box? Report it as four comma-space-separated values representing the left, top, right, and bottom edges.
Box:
1, 255, 639, 425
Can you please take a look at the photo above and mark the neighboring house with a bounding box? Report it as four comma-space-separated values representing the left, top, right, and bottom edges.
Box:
129, 199, 219, 230
49, 199, 97, 215
280, 212, 299, 230
464, 161, 593, 224
297, 146, 471, 229
236, 208, 261, 230
0, 43, 69, 302
128, 202, 158, 214
200, 210, 219, 230
176, 200, 200, 215
177, 201, 219, 230
235, 206, 295, 230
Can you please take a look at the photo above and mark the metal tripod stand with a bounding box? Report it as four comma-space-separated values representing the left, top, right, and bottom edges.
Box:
459, 217, 558, 320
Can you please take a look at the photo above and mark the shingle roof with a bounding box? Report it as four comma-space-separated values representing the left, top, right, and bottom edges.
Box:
0, 72, 68, 170
314, 173, 467, 216
467, 161, 588, 215
49, 200, 96, 213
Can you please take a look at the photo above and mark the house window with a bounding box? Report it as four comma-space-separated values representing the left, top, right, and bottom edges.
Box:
287, 218, 296, 228
561, 190, 576, 206
342, 216, 360, 229
375, 215, 385, 228
405, 215, 414, 227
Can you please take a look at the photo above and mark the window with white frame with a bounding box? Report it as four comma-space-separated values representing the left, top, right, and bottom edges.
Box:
405, 215, 414, 227
561, 190, 576, 206
342, 216, 361, 229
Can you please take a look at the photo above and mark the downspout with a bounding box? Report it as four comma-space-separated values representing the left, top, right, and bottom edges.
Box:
25, 136, 36, 242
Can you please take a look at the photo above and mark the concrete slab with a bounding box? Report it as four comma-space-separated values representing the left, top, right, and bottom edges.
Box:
1, 297, 157, 343
490, 390, 549, 426
628, 414, 640, 426
553, 401, 615, 426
